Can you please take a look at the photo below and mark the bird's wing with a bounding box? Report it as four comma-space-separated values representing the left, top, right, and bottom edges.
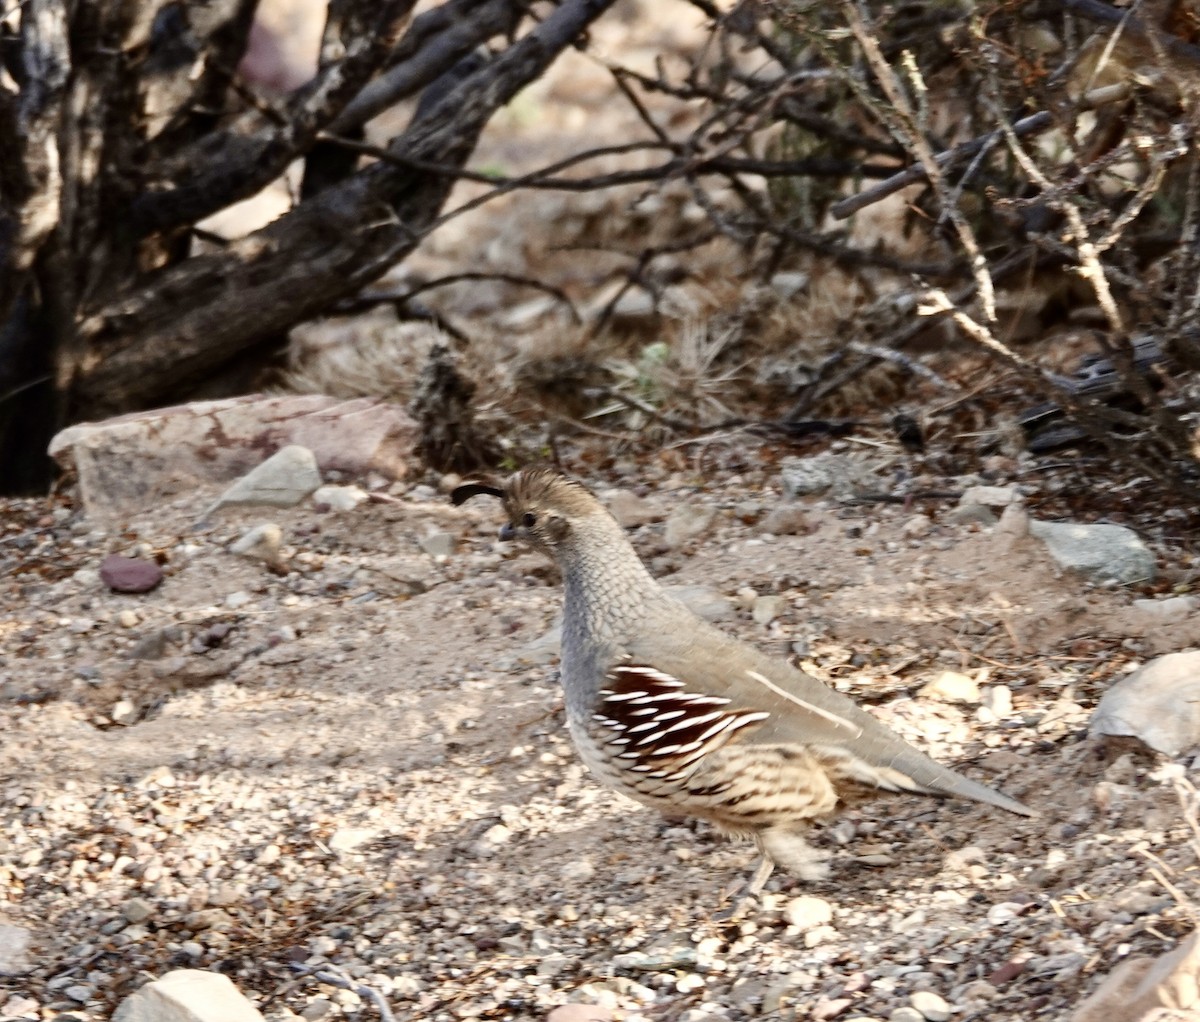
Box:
623, 611, 1034, 817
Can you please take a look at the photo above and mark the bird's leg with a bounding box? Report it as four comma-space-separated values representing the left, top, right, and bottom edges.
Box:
713, 854, 776, 921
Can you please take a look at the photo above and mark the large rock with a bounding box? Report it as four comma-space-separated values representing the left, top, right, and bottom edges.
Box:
1090, 651, 1200, 756
112, 969, 264, 1022
49, 394, 416, 521
1071, 931, 1200, 1022
1028, 520, 1155, 584
0, 921, 32, 975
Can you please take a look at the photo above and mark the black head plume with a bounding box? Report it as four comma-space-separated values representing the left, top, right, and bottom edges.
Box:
451, 482, 505, 506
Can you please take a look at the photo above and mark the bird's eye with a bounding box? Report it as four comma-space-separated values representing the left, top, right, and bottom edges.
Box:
522, 512, 538, 528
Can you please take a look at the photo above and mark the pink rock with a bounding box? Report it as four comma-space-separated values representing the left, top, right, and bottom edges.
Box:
49, 395, 417, 521
100, 555, 163, 594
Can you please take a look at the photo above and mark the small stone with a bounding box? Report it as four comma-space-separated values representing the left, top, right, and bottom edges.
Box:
945, 503, 997, 527
117, 609, 140, 628
1090, 651, 1200, 756
994, 503, 1030, 538
0, 922, 32, 975
752, 594, 788, 626
981, 685, 1013, 717
547, 1005, 613, 1022
1029, 519, 1156, 584
312, 484, 366, 511
902, 514, 933, 538
769, 271, 809, 300
889, 1009, 925, 1022
230, 523, 284, 567
909, 991, 951, 1021
328, 828, 375, 853
664, 503, 716, 548
668, 585, 733, 622
755, 505, 813, 535
960, 485, 1019, 507
209, 445, 322, 513
225, 591, 253, 610
1132, 595, 1198, 623
781, 453, 878, 499
301, 998, 333, 1021
919, 670, 981, 705
257, 844, 281, 865
64, 984, 93, 1003
418, 531, 457, 558
111, 699, 139, 726
112, 968, 265, 1021
602, 489, 658, 528
783, 895, 833, 931
100, 554, 164, 593
69, 617, 96, 633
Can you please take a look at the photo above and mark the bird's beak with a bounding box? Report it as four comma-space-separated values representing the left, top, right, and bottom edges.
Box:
499, 523, 516, 541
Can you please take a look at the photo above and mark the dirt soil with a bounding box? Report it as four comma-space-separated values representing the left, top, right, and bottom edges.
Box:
2, 449, 1198, 1022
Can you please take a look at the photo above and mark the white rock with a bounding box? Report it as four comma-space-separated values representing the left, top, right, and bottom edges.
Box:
230, 523, 283, 565
418, 532, 457, 558
112, 969, 265, 1022
225, 591, 253, 610
117, 609, 139, 628
209, 445, 322, 513
1090, 651, 1200, 756
909, 990, 952, 1021
667, 585, 734, 622
919, 670, 981, 705
111, 699, 139, 726
994, 502, 1030, 538
783, 895, 833, 931
960, 485, 1019, 507
0, 922, 32, 975
664, 503, 716, 548
1132, 595, 1198, 623
1070, 930, 1200, 1022
981, 685, 1013, 717
1029, 519, 1155, 584
902, 514, 933, 538
601, 489, 658, 528
769, 271, 809, 300
890, 1008, 925, 1022
752, 595, 788, 625
312, 484, 367, 511
327, 829, 375, 853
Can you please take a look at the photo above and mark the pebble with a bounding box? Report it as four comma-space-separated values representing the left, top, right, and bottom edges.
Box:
546, 1005, 613, 1022
226, 591, 254, 609
752, 594, 788, 625
100, 554, 164, 593
419, 531, 457, 558
111, 699, 138, 726
302, 997, 334, 1020
919, 670, 980, 705
0, 923, 32, 974
312, 484, 367, 511
230, 523, 284, 566
889, 1009, 925, 1022
664, 503, 716, 548
117, 609, 139, 628
902, 514, 933, 538
64, 984, 93, 1003
909, 991, 952, 1021
602, 489, 658, 527
783, 895, 833, 931
960, 485, 1019, 507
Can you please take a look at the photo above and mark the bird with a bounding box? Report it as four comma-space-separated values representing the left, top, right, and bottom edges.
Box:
453, 468, 1033, 905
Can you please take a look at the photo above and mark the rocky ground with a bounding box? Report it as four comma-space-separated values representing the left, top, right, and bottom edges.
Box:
2, 439, 1199, 1022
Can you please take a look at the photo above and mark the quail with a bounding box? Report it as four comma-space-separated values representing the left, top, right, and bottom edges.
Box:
453, 469, 1033, 900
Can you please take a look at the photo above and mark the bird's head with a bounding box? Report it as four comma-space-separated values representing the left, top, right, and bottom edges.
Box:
451, 468, 605, 556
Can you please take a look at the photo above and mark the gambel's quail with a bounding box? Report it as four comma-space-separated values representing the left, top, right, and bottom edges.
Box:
453, 469, 1033, 900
